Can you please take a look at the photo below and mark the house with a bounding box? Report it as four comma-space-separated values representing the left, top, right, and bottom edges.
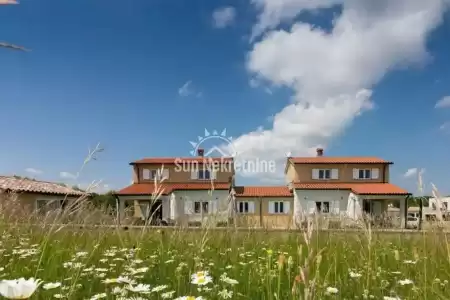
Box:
286, 148, 411, 228
416, 197, 450, 220
116, 148, 410, 228
233, 186, 293, 228
0, 175, 85, 215
115, 149, 235, 225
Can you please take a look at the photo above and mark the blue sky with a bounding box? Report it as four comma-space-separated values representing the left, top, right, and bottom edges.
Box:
1, 0, 450, 194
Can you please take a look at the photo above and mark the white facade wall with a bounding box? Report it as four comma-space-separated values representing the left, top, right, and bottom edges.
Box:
428, 197, 450, 210
171, 190, 231, 224
294, 189, 351, 217
117, 195, 170, 220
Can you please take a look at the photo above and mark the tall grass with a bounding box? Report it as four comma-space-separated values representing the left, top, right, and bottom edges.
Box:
1, 221, 450, 299
1, 150, 449, 299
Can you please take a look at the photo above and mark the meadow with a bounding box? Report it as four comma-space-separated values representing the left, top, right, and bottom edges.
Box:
1, 222, 450, 300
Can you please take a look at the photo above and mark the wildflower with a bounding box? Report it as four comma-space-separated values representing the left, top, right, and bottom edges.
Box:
75, 251, 89, 257
221, 277, 238, 285
398, 279, 413, 285
102, 276, 135, 285
287, 256, 294, 267
349, 271, 362, 278
325, 286, 339, 295
161, 291, 176, 299
403, 260, 416, 264
191, 273, 213, 285
394, 250, 400, 261
151, 285, 168, 292
89, 293, 107, 299
383, 297, 401, 300
192, 271, 209, 278
174, 297, 204, 300
111, 286, 127, 295
218, 289, 233, 299
43, 282, 62, 290
0, 278, 42, 299
126, 284, 151, 294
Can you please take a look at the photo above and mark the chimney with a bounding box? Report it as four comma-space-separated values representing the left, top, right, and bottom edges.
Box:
197, 148, 204, 157
316, 148, 324, 157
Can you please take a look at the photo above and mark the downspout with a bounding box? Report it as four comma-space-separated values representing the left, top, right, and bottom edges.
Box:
404, 194, 409, 229
419, 195, 423, 231
114, 194, 120, 226
259, 196, 263, 228
382, 164, 386, 183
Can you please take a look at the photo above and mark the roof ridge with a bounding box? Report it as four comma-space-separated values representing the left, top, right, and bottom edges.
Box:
0, 175, 73, 186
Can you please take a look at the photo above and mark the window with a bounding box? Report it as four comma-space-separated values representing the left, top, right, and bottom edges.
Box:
359, 169, 371, 179
143, 169, 158, 180
275, 201, 284, 213
313, 169, 338, 180
315, 201, 330, 213
239, 202, 249, 213
269, 201, 289, 214
269, 201, 290, 214
193, 201, 209, 214
319, 169, 331, 179
237, 201, 254, 214
198, 169, 211, 180
194, 202, 201, 213
36, 199, 63, 214
202, 202, 209, 214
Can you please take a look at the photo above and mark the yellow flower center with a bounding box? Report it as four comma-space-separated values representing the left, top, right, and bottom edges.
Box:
187, 297, 196, 300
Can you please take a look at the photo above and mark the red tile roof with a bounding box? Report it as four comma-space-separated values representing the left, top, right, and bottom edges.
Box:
131, 157, 234, 165
350, 183, 409, 195
0, 176, 85, 196
234, 186, 292, 197
294, 183, 409, 195
116, 182, 231, 195
293, 183, 352, 190
289, 157, 391, 164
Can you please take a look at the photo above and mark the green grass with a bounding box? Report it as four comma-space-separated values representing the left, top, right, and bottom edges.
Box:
1, 225, 450, 300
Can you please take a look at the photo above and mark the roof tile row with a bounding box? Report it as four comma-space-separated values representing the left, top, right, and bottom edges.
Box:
117, 182, 409, 196
0, 176, 85, 196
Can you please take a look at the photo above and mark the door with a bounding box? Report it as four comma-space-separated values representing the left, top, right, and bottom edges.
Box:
363, 200, 371, 214
372, 201, 382, 216
149, 200, 163, 224
139, 202, 150, 221
139, 200, 163, 224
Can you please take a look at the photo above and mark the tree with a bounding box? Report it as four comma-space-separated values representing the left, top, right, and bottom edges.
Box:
90, 191, 117, 210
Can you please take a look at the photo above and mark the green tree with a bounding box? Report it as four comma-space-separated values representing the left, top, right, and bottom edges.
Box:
90, 191, 117, 211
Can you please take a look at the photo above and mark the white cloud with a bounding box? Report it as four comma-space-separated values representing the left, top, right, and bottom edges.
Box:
25, 168, 42, 175
435, 96, 450, 108
212, 6, 236, 28
250, 0, 342, 40
178, 80, 202, 98
404, 168, 418, 178
440, 121, 450, 131
60, 171, 77, 179
226, 0, 449, 181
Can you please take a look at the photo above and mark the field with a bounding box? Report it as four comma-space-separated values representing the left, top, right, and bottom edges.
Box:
1, 223, 450, 300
